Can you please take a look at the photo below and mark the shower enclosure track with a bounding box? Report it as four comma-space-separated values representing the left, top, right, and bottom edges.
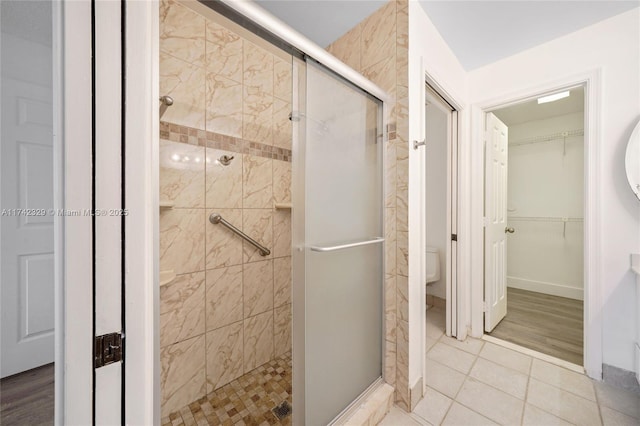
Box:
209, 212, 271, 256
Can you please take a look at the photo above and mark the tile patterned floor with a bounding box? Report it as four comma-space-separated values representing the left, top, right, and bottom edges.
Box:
162, 353, 292, 426
380, 307, 640, 426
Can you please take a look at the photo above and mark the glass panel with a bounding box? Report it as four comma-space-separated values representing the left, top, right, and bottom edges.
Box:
303, 61, 383, 425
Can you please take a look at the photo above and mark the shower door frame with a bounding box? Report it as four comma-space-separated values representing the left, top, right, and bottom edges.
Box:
291, 57, 388, 425
126, 0, 391, 424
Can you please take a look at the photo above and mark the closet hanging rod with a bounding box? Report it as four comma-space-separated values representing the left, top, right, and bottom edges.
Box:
209, 212, 271, 256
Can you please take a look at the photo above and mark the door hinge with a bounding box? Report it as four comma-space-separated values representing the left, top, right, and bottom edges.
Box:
483, 301, 487, 312
451, 233, 457, 241
94, 332, 123, 368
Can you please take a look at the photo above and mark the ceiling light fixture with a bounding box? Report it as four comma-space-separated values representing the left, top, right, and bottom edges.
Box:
537, 91, 570, 104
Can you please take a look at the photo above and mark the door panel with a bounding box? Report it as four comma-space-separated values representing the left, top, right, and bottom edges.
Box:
18, 141, 54, 227
484, 113, 509, 332
21, 253, 55, 338
306, 244, 383, 423
1, 79, 55, 378
298, 60, 384, 425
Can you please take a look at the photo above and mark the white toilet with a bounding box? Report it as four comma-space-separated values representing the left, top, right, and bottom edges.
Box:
426, 246, 440, 284
426, 246, 440, 310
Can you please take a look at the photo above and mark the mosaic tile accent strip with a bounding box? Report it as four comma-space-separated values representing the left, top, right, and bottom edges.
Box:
162, 353, 292, 426
160, 121, 292, 162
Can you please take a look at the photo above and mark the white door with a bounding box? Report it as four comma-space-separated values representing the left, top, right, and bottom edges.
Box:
484, 112, 509, 332
0, 78, 55, 378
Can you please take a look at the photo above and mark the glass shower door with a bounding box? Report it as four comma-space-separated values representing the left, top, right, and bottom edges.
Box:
293, 59, 384, 425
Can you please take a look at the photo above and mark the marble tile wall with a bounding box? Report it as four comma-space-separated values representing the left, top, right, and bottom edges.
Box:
159, 0, 293, 417
159, 121, 292, 162
326, 0, 411, 411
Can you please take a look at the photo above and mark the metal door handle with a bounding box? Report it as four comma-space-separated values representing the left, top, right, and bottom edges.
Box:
309, 237, 384, 252
505, 227, 515, 234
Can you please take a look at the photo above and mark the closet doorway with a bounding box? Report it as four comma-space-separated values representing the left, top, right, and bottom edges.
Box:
483, 86, 585, 366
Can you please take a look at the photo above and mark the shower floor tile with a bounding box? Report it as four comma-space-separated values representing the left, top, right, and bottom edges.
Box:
163, 352, 292, 426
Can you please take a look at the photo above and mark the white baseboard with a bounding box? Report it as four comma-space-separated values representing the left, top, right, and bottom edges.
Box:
410, 377, 423, 411
507, 276, 583, 301
602, 362, 640, 393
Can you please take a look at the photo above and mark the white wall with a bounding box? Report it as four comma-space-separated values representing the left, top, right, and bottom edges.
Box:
408, 0, 468, 386
469, 9, 640, 373
506, 112, 585, 300
425, 102, 448, 299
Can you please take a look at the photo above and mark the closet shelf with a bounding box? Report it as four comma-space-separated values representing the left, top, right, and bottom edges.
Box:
508, 216, 583, 223
510, 129, 584, 147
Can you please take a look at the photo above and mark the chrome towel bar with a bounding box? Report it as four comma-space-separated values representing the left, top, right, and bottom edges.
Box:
209, 212, 271, 256
309, 237, 384, 253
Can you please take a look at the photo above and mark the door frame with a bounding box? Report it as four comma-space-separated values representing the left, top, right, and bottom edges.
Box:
60, 0, 160, 424
422, 82, 459, 336
120, 0, 160, 424
418, 70, 464, 395
59, 1, 93, 423
60, 1, 159, 423
422, 73, 464, 340
469, 70, 602, 379
53, 2, 64, 422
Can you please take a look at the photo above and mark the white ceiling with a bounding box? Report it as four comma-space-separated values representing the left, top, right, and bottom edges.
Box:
419, 1, 640, 70
252, 0, 639, 70
254, 0, 386, 47
493, 87, 584, 126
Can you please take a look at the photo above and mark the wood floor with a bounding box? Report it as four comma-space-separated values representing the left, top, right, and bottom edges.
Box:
488, 287, 583, 365
0, 363, 54, 425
